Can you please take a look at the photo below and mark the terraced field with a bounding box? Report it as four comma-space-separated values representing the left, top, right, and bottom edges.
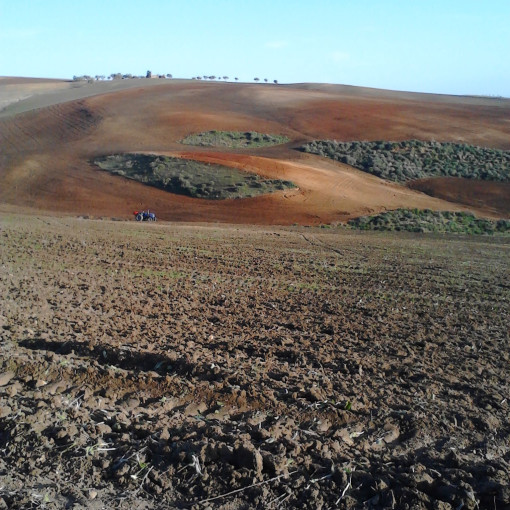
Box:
0, 101, 103, 155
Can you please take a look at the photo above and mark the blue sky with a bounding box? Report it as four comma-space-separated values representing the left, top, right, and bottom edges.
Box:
1, 0, 509, 96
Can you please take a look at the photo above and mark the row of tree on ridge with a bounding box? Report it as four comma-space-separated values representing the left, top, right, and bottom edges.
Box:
72, 71, 278, 84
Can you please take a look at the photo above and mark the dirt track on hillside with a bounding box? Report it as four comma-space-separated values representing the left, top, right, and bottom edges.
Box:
1, 216, 509, 509
1, 79, 509, 223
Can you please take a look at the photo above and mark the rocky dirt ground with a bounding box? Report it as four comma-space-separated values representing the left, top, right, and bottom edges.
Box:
0, 215, 509, 509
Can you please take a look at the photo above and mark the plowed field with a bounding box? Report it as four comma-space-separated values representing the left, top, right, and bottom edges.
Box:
1, 215, 508, 509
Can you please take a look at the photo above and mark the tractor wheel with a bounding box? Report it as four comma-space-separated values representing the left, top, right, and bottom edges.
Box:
136, 213, 143, 221
148, 217, 154, 222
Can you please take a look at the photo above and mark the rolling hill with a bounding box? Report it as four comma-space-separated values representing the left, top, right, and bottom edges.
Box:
1, 77, 509, 224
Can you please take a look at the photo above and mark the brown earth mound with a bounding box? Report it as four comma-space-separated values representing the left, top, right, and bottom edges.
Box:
1, 79, 510, 223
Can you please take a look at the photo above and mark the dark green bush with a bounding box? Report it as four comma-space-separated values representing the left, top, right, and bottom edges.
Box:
301, 140, 510, 182
181, 131, 290, 148
94, 153, 296, 200
348, 209, 510, 235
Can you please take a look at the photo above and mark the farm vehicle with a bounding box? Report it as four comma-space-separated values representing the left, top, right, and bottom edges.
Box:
133, 209, 157, 222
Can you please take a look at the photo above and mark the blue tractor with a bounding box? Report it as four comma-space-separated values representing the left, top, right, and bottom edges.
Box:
133, 209, 157, 222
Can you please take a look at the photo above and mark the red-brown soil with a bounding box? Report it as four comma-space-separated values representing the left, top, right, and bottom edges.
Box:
1, 79, 509, 223
1, 216, 509, 509
408, 178, 510, 217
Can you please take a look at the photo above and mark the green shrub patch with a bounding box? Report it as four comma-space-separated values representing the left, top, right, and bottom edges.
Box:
181, 130, 290, 148
301, 140, 510, 182
94, 153, 296, 199
348, 209, 510, 234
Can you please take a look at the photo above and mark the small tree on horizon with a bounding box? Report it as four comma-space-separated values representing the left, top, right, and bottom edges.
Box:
146, 70, 152, 78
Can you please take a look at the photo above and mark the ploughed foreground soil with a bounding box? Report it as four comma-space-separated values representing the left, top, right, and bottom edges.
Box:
1, 215, 509, 509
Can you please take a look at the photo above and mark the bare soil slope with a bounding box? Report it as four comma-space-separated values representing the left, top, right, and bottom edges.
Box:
408, 178, 510, 217
1, 79, 509, 223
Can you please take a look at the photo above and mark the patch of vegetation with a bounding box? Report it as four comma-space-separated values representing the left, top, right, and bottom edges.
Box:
94, 153, 296, 199
181, 130, 290, 148
301, 140, 510, 182
348, 209, 510, 234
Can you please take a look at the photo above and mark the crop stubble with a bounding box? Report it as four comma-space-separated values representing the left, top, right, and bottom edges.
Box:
0, 215, 509, 509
